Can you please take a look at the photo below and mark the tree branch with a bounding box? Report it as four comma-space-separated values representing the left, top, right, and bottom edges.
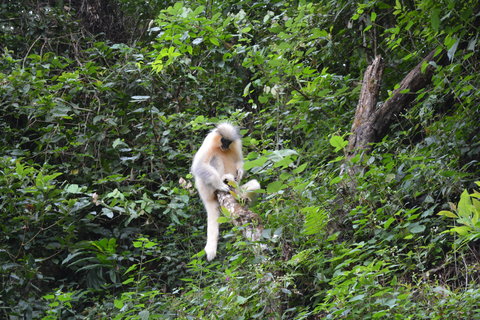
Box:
216, 191, 263, 242
371, 49, 446, 139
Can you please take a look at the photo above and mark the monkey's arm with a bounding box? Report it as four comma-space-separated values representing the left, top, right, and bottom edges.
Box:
192, 161, 230, 192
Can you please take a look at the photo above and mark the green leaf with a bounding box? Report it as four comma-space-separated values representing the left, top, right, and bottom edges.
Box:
329, 135, 348, 152
209, 37, 220, 46
114, 299, 124, 309
217, 216, 230, 224
273, 156, 294, 168
236, 295, 248, 304
302, 207, 328, 235
220, 206, 231, 218
329, 176, 343, 185
112, 138, 128, 149
102, 208, 114, 219
244, 156, 268, 170
408, 222, 425, 234
62, 252, 84, 265
438, 210, 458, 218
383, 217, 396, 229
65, 184, 82, 194
373, 311, 388, 319
144, 241, 157, 249
447, 37, 460, 61
310, 28, 328, 39
349, 294, 365, 302
421, 61, 429, 73
258, 95, 269, 104
122, 277, 135, 285
431, 8, 441, 32
193, 5, 205, 16
130, 95, 151, 102
267, 181, 285, 193
385, 174, 396, 183
450, 226, 471, 236
243, 82, 252, 97
349, 153, 363, 163
124, 264, 138, 275
457, 189, 473, 218
328, 155, 345, 163
293, 162, 308, 174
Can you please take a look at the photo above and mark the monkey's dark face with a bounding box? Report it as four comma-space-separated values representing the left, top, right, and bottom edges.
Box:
220, 137, 233, 150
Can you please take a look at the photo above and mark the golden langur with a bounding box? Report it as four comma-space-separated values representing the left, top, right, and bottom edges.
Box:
191, 122, 260, 261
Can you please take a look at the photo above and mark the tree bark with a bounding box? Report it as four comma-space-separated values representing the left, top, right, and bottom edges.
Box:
216, 191, 263, 242
347, 55, 384, 154
347, 49, 447, 154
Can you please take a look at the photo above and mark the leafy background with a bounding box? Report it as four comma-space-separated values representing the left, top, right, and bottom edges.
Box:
1, 0, 479, 319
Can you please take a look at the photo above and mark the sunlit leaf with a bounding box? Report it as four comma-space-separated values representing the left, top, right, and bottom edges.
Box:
329, 135, 348, 152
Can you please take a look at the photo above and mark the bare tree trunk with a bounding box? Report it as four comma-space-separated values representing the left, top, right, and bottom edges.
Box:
216, 191, 263, 242
347, 55, 384, 154
344, 55, 384, 180
341, 49, 448, 189
347, 49, 447, 155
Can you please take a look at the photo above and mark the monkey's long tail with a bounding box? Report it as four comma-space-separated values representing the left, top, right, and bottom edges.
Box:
204, 199, 220, 261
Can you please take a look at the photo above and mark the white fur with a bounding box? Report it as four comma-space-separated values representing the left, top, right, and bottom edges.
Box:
192, 123, 261, 261
191, 123, 243, 261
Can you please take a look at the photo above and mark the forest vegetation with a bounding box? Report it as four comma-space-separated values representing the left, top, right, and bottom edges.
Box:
1, 0, 479, 319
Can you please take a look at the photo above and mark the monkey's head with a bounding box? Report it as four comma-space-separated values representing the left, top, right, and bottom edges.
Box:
215, 122, 240, 151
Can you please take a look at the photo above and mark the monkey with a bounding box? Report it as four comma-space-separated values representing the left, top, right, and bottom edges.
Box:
191, 122, 260, 261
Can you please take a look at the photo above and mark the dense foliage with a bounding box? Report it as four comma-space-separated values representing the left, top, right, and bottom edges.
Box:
1, 0, 479, 319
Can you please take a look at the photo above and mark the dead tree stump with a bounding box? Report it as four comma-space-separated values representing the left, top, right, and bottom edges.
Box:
343, 49, 448, 187
348, 49, 447, 155
347, 55, 384, 155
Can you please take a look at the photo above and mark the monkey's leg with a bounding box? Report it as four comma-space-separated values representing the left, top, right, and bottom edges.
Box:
204, 199, 220, 261
242, 179, 260, 191
241, 179, 261, 201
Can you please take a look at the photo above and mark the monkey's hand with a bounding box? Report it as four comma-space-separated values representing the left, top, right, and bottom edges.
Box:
216, 183, 231, 193
222, 173, 235, 184
236, 168, 244, 182
216, 173, 235, 192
